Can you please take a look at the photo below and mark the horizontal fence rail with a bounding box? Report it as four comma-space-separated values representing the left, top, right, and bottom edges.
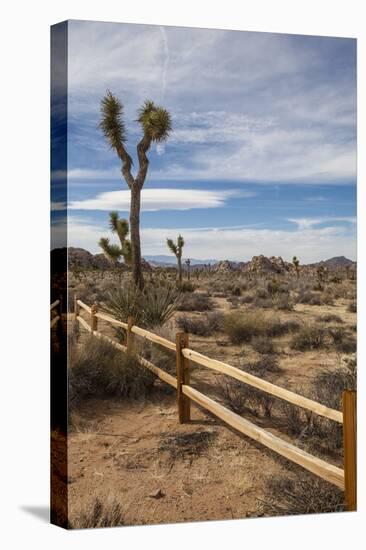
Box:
182, 348, 343, 424
72, 297, 356, 506
50, 299, 60, 311
183, 385, 344, 489
50, 315, 60, 328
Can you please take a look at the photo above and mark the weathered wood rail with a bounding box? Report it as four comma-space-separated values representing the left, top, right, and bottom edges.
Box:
72, 297, 357, 510
50, 298, 62, 328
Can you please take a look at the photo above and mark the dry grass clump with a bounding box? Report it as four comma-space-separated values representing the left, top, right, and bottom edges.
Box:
224, 311, 299, 344
251, 335, 276, 354
275, 294, 293, 311
69, 497, 124, 529
296, 290, 322, 305
317, 314, 343, 323
290, 324, 326, 350
217, 374, 277, 418
176, 311, 224, 336
261, 473, 345, 516
176, 292, 214, 312
328, 327, 356, 353
69, 336, 155, 408
347, 301, 357, 313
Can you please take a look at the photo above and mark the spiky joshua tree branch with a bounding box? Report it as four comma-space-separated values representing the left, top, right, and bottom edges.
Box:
99, 211, 132, 268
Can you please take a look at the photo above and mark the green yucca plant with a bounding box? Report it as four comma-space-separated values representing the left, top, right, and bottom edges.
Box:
103, 281, 179, 329
99, 92, 172, 289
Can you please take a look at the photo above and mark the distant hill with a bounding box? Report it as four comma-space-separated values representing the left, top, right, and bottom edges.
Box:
144, 255, 219, 267
309, 256, 356, 270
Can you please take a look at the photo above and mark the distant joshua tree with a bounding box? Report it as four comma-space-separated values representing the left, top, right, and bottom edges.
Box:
99, 211, 132, 267
292, 256, 300, 279
185, 258, 191, 281
167, 235, 185, 284
99, 91, 172, 289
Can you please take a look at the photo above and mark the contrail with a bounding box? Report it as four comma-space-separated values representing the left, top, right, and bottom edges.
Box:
159, 26, 169, 102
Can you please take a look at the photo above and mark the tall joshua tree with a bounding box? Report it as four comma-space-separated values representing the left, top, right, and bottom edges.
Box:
99, 211, 132, 267
292, 256, 300, 279
167, 234, 185, 284
99, 91, 172, 289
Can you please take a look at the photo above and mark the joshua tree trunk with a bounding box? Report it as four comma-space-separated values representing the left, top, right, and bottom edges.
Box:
177, 256, 182, 284
130, 186, 144, 289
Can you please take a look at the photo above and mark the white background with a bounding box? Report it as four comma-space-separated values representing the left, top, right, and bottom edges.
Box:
1, 0, 364, 548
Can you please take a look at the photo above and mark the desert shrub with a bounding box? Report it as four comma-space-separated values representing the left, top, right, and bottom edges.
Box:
248, 355, 282, 376
256, 287, 270, 299
261, 473, 345, 516
347, 301, 357, 313
253, 296, 274, 309
251, 335, 276, 354
231, 286, 242, 296
321, 291, 334, 306
282, 402, 304, 436
69, 498, 124, 529
275, 294, 293, 311
177, 311, 224, 336
104, 282, 179, 328
317, 314, 343, 324
328, 327, 356, 353
267, 279, 281, 296
217, 377, 252, 414
240, 294, 254, 304
296, 290, 324, 305
224, 312, 297, 344
290, 325, 326, 350
223, 311, 267, 343
69, 336, 155, 406
179, 281, 195, 292
177, 292, 213, 312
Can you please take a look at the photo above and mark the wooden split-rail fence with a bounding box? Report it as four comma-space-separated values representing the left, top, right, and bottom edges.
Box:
51, 296, 357, 511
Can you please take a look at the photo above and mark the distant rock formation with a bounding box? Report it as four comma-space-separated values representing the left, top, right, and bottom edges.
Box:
243, 255, 293, 275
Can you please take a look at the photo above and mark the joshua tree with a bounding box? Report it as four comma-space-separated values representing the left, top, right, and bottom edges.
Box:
292, 256, 300, 279
99, 91, 172, 289
167, 234, 185, 284
185, 258, 191, 281
99, 211, 132, 268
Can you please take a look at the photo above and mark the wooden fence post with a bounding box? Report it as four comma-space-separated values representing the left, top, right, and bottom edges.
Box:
91, 303, 98, 332
343, 390, 357, 511
175, 331, 190, 423
73, 294, 79, 321
127, 316, 135, 354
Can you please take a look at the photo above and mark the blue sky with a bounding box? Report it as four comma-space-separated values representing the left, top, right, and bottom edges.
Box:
52, 21, 356, 262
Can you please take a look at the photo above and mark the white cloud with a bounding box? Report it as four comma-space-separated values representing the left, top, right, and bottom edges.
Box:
61, 216, 356, 264
288, 217, 356, 230
68, 188, 251, 212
